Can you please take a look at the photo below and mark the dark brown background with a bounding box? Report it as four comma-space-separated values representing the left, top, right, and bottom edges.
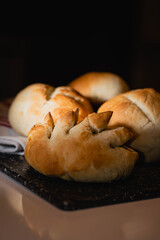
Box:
0, 0, 160, 100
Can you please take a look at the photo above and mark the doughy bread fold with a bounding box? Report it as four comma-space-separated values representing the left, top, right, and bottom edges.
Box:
69, 72, 129, 105
98, 88, 160, 163
8, 83, 93, 136
25, 111, 138, 182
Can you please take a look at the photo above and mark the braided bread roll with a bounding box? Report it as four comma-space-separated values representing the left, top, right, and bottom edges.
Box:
8, 83, 93, 136
69, 72, 129, 105
98, 88, 160, 163
25, 111, 138, 182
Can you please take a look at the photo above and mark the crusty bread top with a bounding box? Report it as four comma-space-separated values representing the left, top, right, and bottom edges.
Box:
69, 72, 129, 104
8, 83, 93, 136
98, 88, 160, 128
98, 88, 160, 162
25, 110, 138, 182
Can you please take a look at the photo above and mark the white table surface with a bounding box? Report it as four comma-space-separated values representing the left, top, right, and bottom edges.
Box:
0, 171, 160, 240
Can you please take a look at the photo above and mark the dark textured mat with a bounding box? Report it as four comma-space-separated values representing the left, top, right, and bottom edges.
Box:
0, 153, 160, 211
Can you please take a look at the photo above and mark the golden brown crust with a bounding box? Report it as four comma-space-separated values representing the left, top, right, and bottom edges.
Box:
68, 72, 129, 104
25, 111, 138, 182
8, 84, 93, 136
98, 88, 160, 162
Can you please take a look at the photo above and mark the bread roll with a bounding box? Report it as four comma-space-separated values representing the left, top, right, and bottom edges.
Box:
8, 83, 93, 136
98, 88, 160, 163
68, 72, 129, 105
25, 110, 138, 182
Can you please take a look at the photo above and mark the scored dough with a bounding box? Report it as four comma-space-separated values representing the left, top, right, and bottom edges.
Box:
98, 88, 160, 162
25, 111, 138, 182
8, 83, 93, 136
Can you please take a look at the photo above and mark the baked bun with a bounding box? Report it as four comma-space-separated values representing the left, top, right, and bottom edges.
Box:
98, 88, 160, 163
8, 83, 93, 136
25, 110, 138, 182
68, 72, 129, 105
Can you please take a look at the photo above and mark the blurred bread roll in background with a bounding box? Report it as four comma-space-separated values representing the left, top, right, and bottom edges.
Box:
8, 83, 93, 136
98, 88, 160, 163
68, 72, 129, 105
